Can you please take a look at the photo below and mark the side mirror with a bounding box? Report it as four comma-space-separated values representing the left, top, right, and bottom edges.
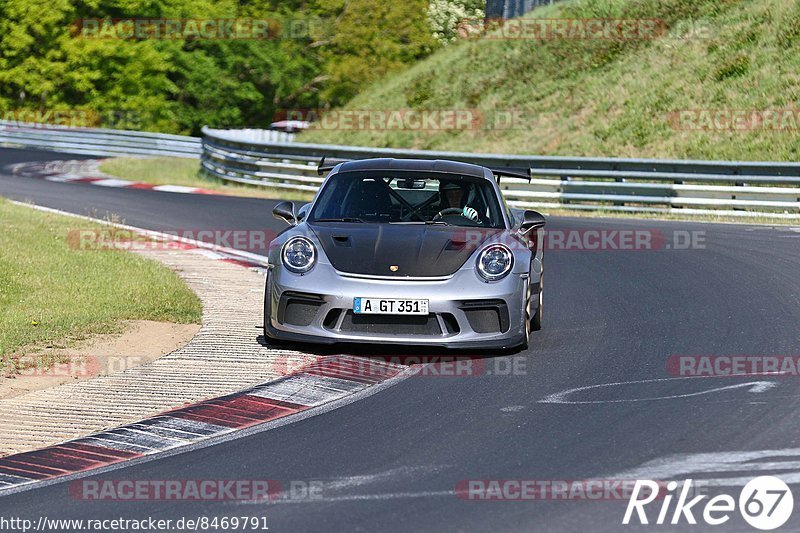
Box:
273, 201, 297, 226
519, 210, 546, 234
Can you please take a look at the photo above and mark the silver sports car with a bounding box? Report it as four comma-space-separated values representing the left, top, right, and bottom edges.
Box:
264, 158, 546, 350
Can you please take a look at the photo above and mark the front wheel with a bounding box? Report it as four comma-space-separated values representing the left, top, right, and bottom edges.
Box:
532, 274, 543, 332
518, 278, 533, 351
263, 271, 273, 341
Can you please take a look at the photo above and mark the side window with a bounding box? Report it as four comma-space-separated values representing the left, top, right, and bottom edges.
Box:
500, 192, 515, 227
313, 176, 353, 219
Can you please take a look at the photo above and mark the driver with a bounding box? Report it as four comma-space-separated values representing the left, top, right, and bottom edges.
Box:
438, 181, 479, 222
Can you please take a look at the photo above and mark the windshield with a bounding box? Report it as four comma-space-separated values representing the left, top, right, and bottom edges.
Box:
308, 171, 506, 228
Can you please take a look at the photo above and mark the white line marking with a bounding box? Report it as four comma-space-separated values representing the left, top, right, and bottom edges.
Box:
91, 179, 136, 188
0, 474, 30, 485
539, 377, 778, 404
152, 185, 201, 193
9, 201, 269, 268
143, 417, 229, 436
77, 436, 152, 454
191, 249, 225, 260
44, 174, 85, 182
609, 448, 800, 487
242, 490, 456, 505
324, 466, 449, 491
247, 375, 358, 406
114, 427, 190, 447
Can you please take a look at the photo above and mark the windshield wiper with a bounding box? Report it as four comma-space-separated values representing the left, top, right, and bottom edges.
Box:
313, 217, 365, 223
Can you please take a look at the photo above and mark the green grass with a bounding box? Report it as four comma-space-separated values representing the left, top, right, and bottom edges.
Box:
0, 199, 202, 361
299, 0, 800, 161
100, 157, 315, 202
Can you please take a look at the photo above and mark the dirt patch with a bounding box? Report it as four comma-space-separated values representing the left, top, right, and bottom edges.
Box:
0, 320, 200, 400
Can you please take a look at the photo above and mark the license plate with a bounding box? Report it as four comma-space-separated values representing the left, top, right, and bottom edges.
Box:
353, 298, 429, 315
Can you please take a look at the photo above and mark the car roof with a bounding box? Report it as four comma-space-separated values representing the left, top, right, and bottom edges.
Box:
336, 158, 491, 180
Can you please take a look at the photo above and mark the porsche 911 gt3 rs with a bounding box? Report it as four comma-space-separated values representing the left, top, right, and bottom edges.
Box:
264, 158, 546, 350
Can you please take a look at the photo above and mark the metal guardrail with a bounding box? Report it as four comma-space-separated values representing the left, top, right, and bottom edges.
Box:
206, 128, 296, 145
2, 118, 795, 219
201, 126, 800, 219
0, 121, 296, 160
0, 120, 202, 158
486, 0, 561, 20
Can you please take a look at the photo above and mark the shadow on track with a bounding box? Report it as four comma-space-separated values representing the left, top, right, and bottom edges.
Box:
256, 334, 527, 363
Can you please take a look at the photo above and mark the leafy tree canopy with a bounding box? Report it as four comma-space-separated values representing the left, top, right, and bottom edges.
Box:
0, 0, 448, 134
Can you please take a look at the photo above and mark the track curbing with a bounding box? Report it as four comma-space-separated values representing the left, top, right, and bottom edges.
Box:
0, 202, 414, 494
0, 355, 409, 493
6, 159, 220, 196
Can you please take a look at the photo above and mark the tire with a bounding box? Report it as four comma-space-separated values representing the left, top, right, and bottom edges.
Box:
518, 278, 532, 351
519, 323, 530, 351
532, 274, 543, 332
263, 271, 273, 341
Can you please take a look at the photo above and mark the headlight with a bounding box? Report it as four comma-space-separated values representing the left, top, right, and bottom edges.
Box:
282, 236, 316, 273
476, 244, 513, 281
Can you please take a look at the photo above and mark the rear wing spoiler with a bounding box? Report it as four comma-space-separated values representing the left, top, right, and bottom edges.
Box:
316, 156, 531, 183
490, 167, 531, 183
317, 156, 349, 176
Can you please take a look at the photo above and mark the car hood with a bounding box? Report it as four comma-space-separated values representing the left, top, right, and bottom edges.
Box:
309, 223, 503, 277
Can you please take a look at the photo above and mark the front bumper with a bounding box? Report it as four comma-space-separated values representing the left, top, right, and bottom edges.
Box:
266, 262, 536, 350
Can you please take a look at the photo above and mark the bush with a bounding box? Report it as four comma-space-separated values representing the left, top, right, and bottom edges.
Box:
428, 0, 485, 44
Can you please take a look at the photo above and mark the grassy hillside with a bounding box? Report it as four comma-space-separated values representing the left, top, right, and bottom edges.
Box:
300, 0, 800, 161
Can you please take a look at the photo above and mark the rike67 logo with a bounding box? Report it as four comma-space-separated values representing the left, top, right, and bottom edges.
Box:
624, 477, 794, 530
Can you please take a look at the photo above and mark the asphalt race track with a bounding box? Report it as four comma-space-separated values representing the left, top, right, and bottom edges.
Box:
2, 147, 800, 531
